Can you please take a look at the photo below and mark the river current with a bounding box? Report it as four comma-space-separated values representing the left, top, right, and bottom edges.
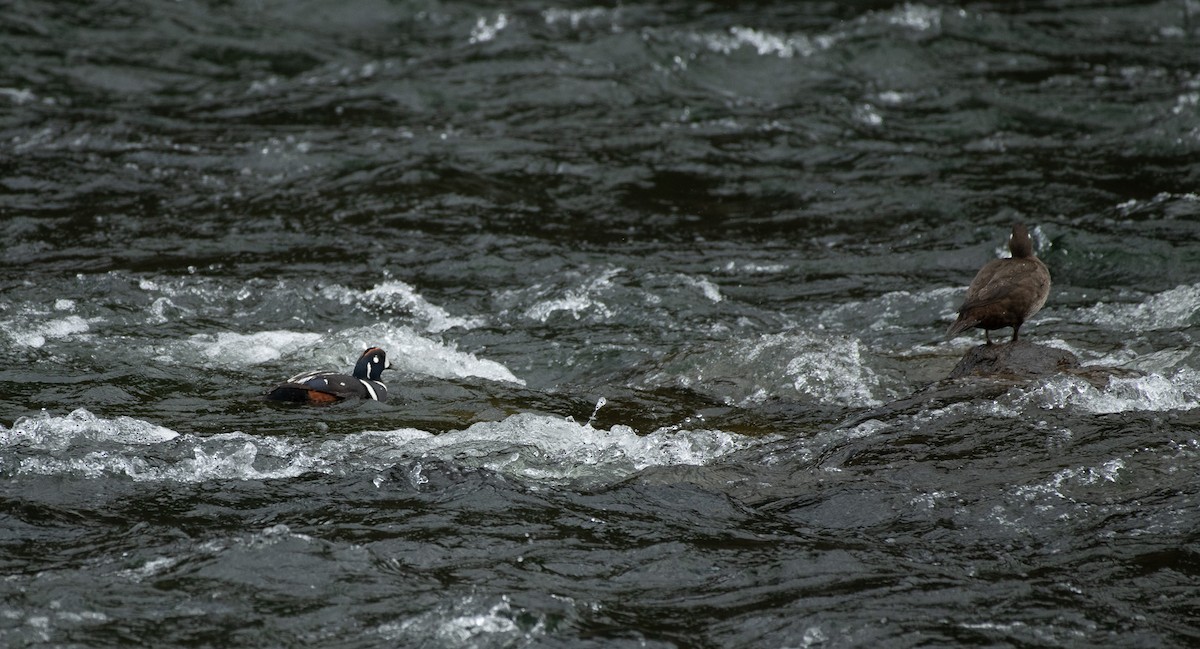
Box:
2, 1, 1199, 647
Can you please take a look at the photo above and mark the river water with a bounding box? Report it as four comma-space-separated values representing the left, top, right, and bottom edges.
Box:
2, 1, 1200, 647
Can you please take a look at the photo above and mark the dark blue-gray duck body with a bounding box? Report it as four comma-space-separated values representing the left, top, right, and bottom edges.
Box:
265, 347, 391, 403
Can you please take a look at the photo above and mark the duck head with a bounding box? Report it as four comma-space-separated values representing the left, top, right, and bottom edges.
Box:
352, 347, 391, 382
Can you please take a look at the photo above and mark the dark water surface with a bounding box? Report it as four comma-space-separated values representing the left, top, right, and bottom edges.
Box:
3, 1, 1200, 646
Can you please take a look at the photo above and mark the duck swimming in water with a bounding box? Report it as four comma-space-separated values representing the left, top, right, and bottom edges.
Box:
265, 347, 392, 403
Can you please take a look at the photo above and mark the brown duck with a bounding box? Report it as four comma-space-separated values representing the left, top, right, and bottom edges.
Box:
947, 223, 1050, 344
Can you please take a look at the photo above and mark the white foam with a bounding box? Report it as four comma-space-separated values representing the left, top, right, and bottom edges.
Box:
14, 431, 320, 482
0, 87, 37, 104
1014, 458, 1126, 501
697, 26, 832, 58
715, 260, 789, 274
469, 13, 509, 44
876, 90, 912, 105
2, 314, 91, 349
118, 557, 179, 582
909, 489, 959, 510
1019, 369, 1200, 414
1116, 192, 1200, 216
820, 287, 961, 333
174, 436, 311, 481
1077, 283, 1200, 331
378, 594, 538, 646
786, 337, 883, 407
370, 326, 525, 385
524, 292, 610, 322
679, 274, 723, 303
506, 266, 722, 326
693, 4, 943, 63
542, 7, 614, 30
147, 296, 191, 324
8, 412, 752, 485
882, 4, 942, 31
132, 273, 489, 335
651, 331, 885, 408
853, 103, 884, 127
187, 331, 323, 366
367, 413, 754, 484
1107, 348, 1197, 374
2, 408, 178, 451
321, 280, 484, 332
177, 325, 524, 386
521, 268, 621, 323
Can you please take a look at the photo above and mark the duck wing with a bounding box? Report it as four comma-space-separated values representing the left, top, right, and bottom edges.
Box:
265, 371, 388, 403
958, 258, 1048, 312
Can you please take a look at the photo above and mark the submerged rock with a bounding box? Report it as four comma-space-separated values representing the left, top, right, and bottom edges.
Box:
949, 340, 1079, 379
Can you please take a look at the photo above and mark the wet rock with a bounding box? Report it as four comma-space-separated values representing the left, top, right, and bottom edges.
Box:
949, 340, 1079, 379
828, 342, 1143, 448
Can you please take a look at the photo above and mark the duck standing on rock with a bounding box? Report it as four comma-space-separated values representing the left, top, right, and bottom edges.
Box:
265, 347, 392, 403
947, 223, 1051, 345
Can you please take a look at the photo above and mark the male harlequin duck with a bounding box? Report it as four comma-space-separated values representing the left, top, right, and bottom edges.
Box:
265, 347, 392, 404
947, 223, 1051, 344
